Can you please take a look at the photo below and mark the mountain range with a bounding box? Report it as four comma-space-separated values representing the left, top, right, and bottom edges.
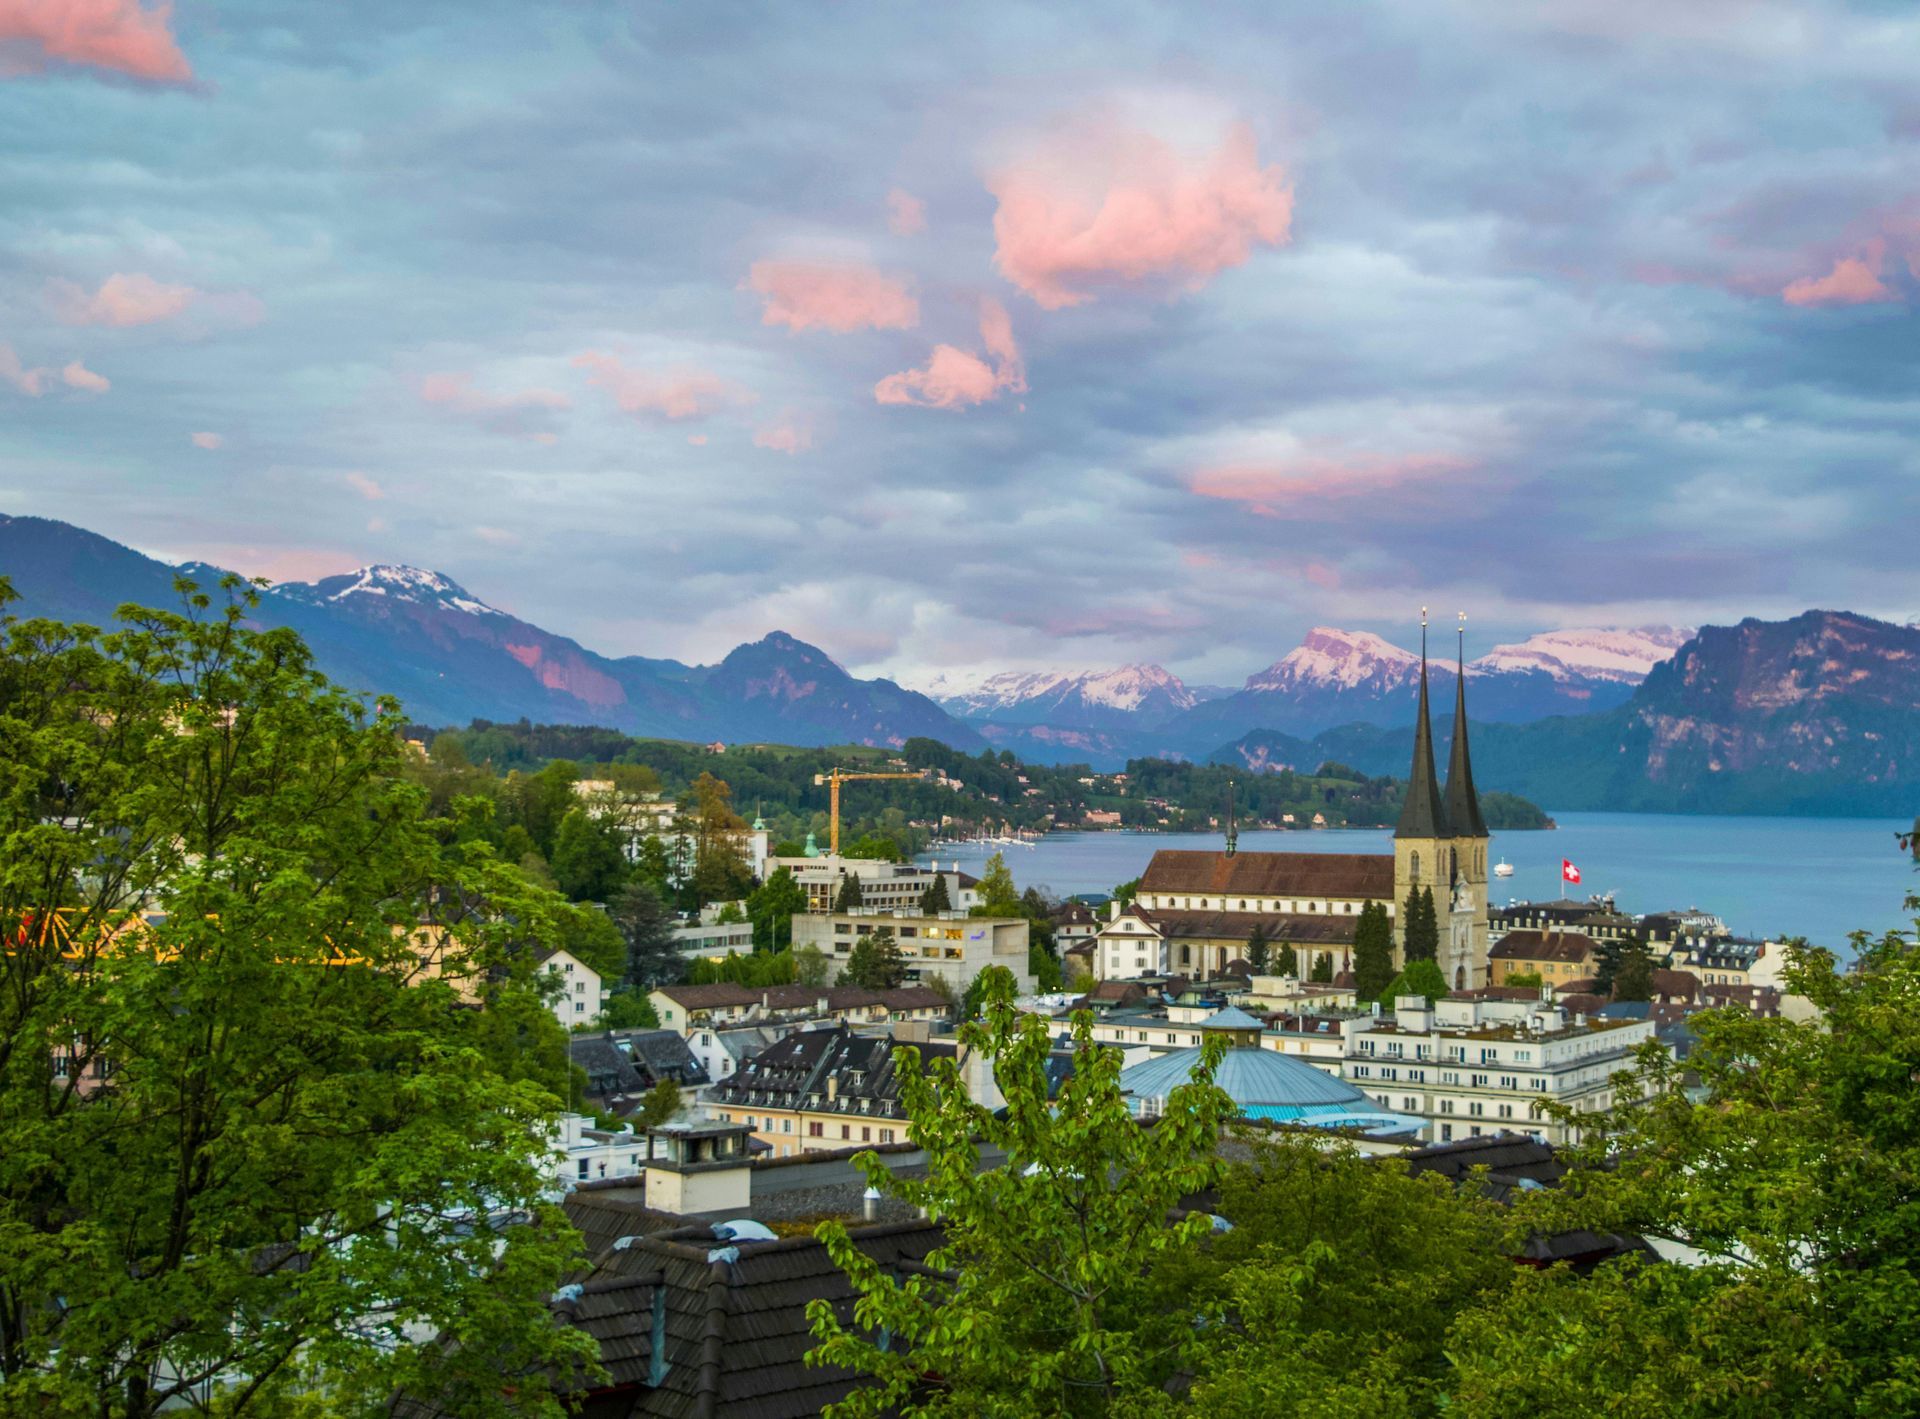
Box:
2, 514, 1914, 817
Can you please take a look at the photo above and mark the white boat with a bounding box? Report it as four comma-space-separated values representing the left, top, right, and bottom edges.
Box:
1493, 858, 1515, 879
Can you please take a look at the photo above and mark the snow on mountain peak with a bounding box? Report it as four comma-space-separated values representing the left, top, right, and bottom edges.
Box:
274, 564, 504, 617
1248, 627, 1422, 692
1472, 626, 1693, 684
1077, 664, 1196, 712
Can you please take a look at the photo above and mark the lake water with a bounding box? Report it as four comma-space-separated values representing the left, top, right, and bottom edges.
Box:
918, 812, 1919, 949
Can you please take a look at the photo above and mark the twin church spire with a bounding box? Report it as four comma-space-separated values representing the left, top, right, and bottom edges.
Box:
1394, 609, 1485, 843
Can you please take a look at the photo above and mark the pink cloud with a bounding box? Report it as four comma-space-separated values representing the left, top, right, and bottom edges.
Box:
1190, 453, 1473, 518
874, 297, 1026, 411
753, 419, 812, 455
60, 359, 107, 392
189, 430, 222, 449
1781, 245, 1898, 308
53, 271, 197, 326
989, 118, 1293, 309
686, 434, 708, 446
0, 342, 47, 395
887, 188, 927, 236
419, 370, 570, 439
573, 351, 754, 421
344, 472, 384, 501
0, 0, 192, 83
746, 260, 919, 333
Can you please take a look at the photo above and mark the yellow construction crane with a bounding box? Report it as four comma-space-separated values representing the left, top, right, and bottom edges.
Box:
813, 767, 928, 856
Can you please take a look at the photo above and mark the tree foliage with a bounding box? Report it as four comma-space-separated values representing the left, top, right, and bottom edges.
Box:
549, 805, 629, 902
918, 873, 952, 914
608, 880, 681, 988
1352, 900, 1395, 1002
0, 578, 592, 1416
1380, 957, 1449, 1007
749, 865, 810, 951
833, 873, 866, 912
839, 929, 907, 990
972, 851, 1022, 917
1401, 885, 1439, 964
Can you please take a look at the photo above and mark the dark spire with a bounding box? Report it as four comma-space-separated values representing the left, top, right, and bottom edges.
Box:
1224, 777, 1238, 857
1444, 613, 1488, 839
1395, 609, 1450, 841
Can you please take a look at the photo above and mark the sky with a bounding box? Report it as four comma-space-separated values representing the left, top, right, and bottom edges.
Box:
3, 0, 1919, 689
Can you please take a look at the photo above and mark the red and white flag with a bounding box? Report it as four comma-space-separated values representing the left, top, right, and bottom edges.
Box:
1562, 859, 1582, 886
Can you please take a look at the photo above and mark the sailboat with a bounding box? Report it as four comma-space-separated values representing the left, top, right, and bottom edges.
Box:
1493, 858, 1515, 879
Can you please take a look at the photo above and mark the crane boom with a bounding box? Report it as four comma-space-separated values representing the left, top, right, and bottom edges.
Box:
812, 767, 928, 856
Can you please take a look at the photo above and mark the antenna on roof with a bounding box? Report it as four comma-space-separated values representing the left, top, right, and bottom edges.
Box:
1224, 776, 1238, 857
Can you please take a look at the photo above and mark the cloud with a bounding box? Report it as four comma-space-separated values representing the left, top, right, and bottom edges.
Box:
60, 359, 107, 392
989, 116, 1293, 309
52, 271, 198, 326
745, 260, 919, 332
686, 433, 708, 446
1781, 246, 1899, 308
887, 188, 927, 236
473, 525, 517, 546
189, 431, 222, 449
753, 418, 812, 454
874, 297, 1026, 410
573, 351, 754, 421
0, 342, 47, 395
1190, 453, 1475, 519
418, 370, 570, 439
344, 472, 384, 501
0, 0, 192, 83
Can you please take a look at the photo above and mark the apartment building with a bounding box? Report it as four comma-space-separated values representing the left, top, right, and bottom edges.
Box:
703, 1025, 952, 1157
790, 909, 1034, 994
538, 947, 606, 1029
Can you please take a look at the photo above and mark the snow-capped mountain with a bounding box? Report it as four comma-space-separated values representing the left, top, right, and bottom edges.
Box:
1245, 627, 1423, 693
269, 564, 505, 618
1472, 626, 1693, 684
935, 663, 1198, 730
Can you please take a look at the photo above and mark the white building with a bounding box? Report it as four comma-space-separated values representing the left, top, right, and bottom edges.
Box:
538, 947, 606, 1029
789, 908, 1034, 995
554, 1112, 646, 1187
671, 905, 756, 961
769, 854, 977, 916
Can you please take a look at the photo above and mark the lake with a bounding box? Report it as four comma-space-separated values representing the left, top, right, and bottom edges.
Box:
918, 812, 1919, 949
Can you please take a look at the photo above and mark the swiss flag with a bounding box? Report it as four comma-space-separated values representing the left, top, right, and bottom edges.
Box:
1562, 859, 1582, 886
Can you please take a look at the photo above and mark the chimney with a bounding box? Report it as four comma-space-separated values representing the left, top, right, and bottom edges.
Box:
863, 1186, 881, 1223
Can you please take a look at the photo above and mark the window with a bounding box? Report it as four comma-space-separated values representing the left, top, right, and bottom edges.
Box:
808, 1121, 823, 1137
574, 1002, 584, 1014
1353, 1065, 1369, 1078
1499, 1076, 1517, 1090
1439, 1099, 1454, 1114
1471, 1073, 1488, 1087
1498, 1104, 1514, 1119
1440, 1124, 1453, 1141
1469, 1102, 1484, 1117
576, 1159, 589, 1179
842, 1124, 851, 1139
861, 1127, 871, 1142
564, 962, 574, 973
881, 1129, 894, 1143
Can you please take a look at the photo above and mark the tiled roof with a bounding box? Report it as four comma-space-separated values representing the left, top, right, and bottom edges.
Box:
1134, 907, 1361, 947
654, 983, 761, 1010
1139, 850, 1394, 901
571, 1031, 711, 1100
1490, 930, 1597, 964
872, 985, 950, 1012
711, 1027, 956, 1122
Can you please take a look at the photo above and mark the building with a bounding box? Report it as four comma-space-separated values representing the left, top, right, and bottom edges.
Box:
704, 1026, 954, 1156
1491, 898, 1638, 944
553, 1111, 650, 1186
537, 947, 605, 1028
1095, 617, 1494, 992
669, 907, 756, 961
1488, 929, 1601, 986
649, 982, 952, 1080
790, 908, 1034, 994
1342, 995, 1659, 1146
569, 1029, 710, 1117
769, 853, 977, 916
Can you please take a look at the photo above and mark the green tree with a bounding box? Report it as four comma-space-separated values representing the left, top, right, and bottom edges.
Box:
918, 872, 953, 914
1353, 900, 1396, 1002
1380, 957, 1450, 1006
1611, 935, 1656, 1002
1111, 877, 1141, 908
631, 1079, 683, 1130
0, 577, 592, 1417
1028, 940, 1063, 992
806, 971, 1234, 1415
1402, 884, 1439, 963
747, 865, 810, 952
794, 943, 832, 988
833, 872, 866, 911
549, 806, 629, 902
555, 902, 626, 982
608, 880, 682, 988
1503, 970, 1544, 989
1310, 951, 1334, 983
1274, 941, 1299, 977
598, 987, 660, 1030
1246, 923, 1271, 974
974, 851, 1022, 916
632, 835, 674, 898
839, 928, 907, 990
1451, 927, 1920, 1416
686, 771, 752, 909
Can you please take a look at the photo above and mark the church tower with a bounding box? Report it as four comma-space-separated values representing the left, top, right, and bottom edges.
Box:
1392, 610, 1450, 965
1441, 615, 1492, 990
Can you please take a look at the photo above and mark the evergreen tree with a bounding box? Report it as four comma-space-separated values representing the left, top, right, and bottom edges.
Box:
1246, 923, 1271, 974
1402, 884, 1440, 963
975, 852, 1022, 916
747, 866, 809, 951
1310, 952, 1334, 983
840, 928, 907, 989
833, 872, 866, 912
919, 872, 953, 914
794, 943, 832, 988
1380, 957, 1449, 1007
632, 1080, 683, 1131
609, 880, 682, 988
1275, 941, 1300, 977
550, 806, 629, 902
1352, 900, 1396, 1002
1612, 935, 1656, 1002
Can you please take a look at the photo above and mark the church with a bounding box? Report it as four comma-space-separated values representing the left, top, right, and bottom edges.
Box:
1094, 616, 1493, 991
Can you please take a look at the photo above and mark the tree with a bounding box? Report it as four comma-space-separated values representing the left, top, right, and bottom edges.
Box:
1450, 926, 1920, 1415
686, 771, 752, 909
550, 806, 629, 902
555, 902, 626, 982
1504, 970, 1544, 989
1028, 940, 1063, 992
1310, 951, 1334, 983
806, 971, 1235, 1415
0, 577, 592, 1416
1380, 957, 1450, 1006
632, 834, 674, 898
1402, 885, 1439, 963
716, 900, 746, 924
632, 1079, 683, 1131
918, 872, 952, 914
1111, 877, 1141, 908
833, 872, 866, 912
1246, 923, 1271, 974
839, 928, 907, 990
1610, 935, 1655, 1002
1274, 942, 1299, 977
748, 865, 810, 952
1353, 900, 1396, 1001
598, 987, 660, 1030
794, 943, 832, 988
974, 852, 1022, 917
609, 880, 682, 988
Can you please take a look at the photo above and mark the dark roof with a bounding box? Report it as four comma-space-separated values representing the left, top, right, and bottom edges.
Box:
872, 985, 949, 1013
1404, 1132, 1565, 1189
562, 1194, 686, 1267
755, 985, 880, 1013
1139, 850, 1394, 902
1490, 930, 1597, 964
654, 983, 760, 1010
711, 1027, 956, 1122
1395, 642, 1450, 841
1442, 636, 1488, 840
1084, 981, 1147, 1005
1650, 969, 1700, 1002
1141, 907, 1360, 946
571, 1031, 711, 1102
